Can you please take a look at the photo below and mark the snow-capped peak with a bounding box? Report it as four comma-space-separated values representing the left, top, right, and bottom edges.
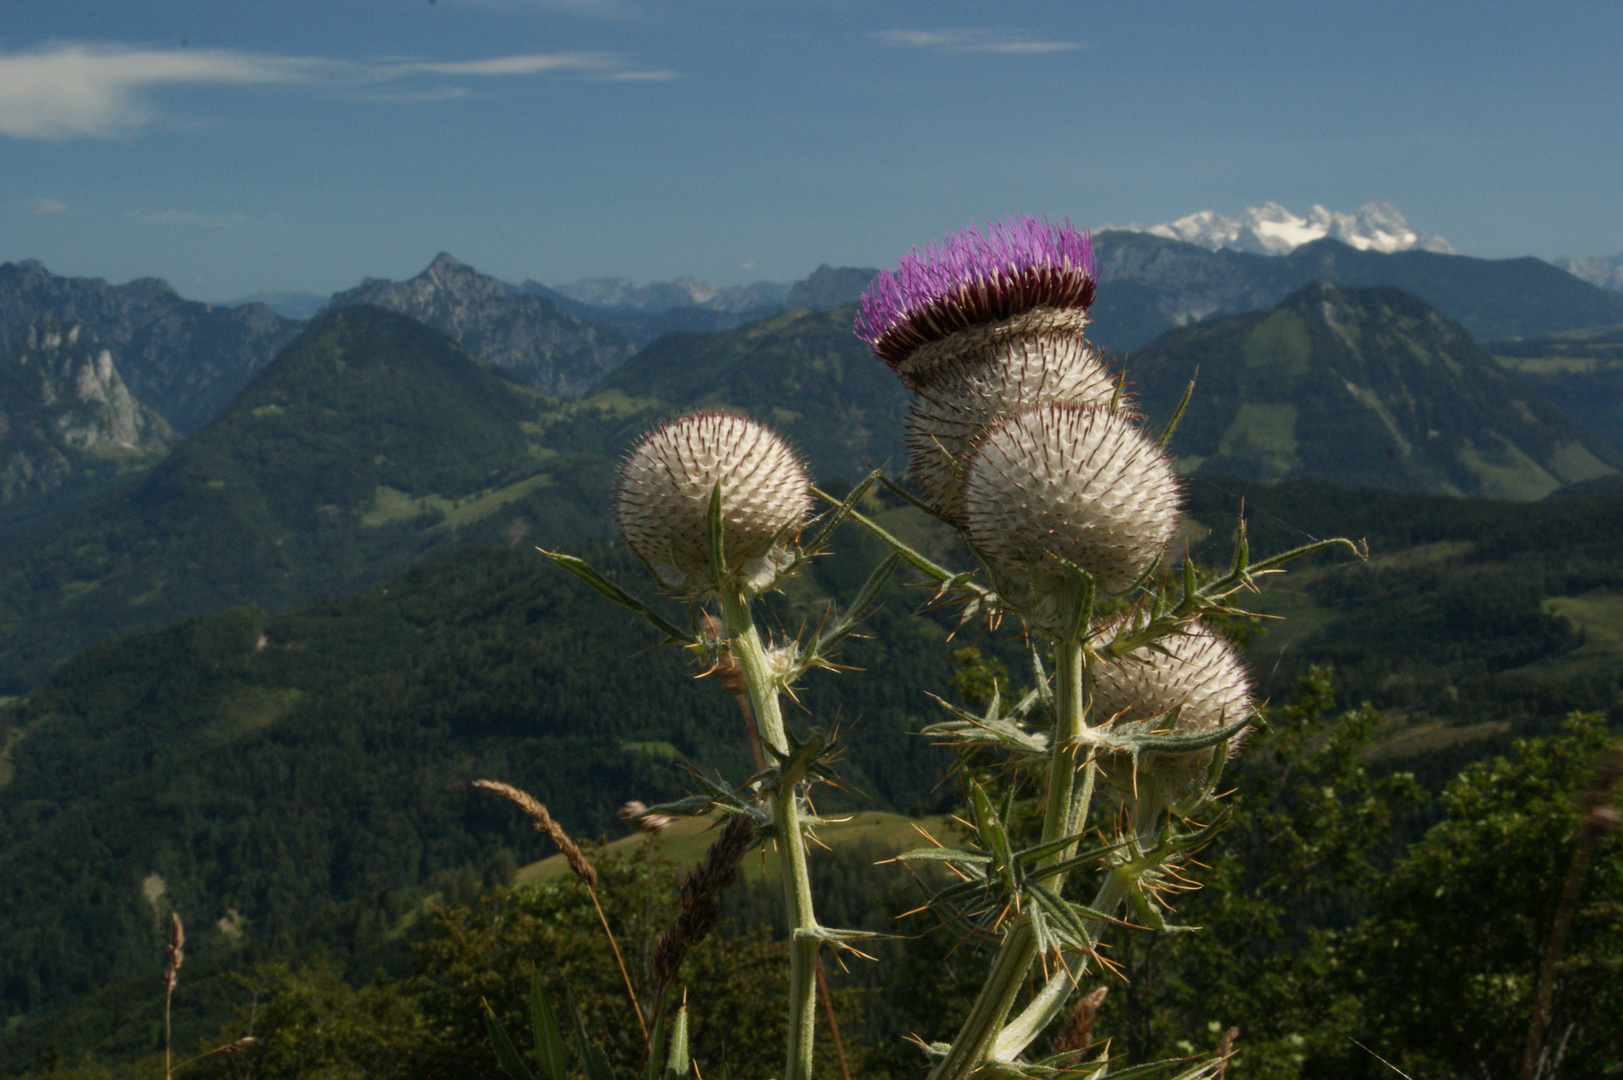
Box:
1129, 202, 1454, 256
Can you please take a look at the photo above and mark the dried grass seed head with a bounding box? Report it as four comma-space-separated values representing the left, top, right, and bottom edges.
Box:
1092, 621, 1255, 813
907, 330, 1119, 521
855, 216, 1096, 380
474, 779, 598, 888
961, 402, 1181, 605
616, 411, 812, 596
163, 911, 185, 992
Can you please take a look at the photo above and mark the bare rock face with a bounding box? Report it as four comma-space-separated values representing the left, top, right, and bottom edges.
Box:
328, 253, 634, 397
0, 260, 302, 433
0, 320, 175, 503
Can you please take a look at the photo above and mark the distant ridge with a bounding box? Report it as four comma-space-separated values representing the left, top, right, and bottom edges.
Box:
1128, 280, 1618, 499
329, 253, 633, 397
0, 260, 300, 433
1088, 233, 1623, 351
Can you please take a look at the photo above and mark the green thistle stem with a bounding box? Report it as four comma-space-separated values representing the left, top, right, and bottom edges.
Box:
719, 588, 819, 1080
990, 871, 1129, 1061
927, 637, 1091, 1080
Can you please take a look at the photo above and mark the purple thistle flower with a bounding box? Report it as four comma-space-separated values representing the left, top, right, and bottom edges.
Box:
855, 216, 1096, 373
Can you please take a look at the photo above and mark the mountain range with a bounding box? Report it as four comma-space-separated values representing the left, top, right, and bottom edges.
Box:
1130, 281, 1617, 499
1124, 201, 1456, 256
0, 273, 1613, 694
2, 247, 1623, 1067
0, 260, 300, 434
329, 254, 635, 398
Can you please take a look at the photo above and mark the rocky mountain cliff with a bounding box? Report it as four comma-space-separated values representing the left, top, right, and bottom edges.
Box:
0, 261, 301, 434
1129, 281, 1618, 499
329, 254, 633, 397
0, 321, 175, 505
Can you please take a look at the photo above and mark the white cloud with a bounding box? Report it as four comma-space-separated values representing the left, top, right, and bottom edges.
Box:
404, 53, 616, 76
0, 43, 670, 141
131, 209, 247, 228
598, 69, 679, 81
874, 29, 1083, 54
30, 197, 67, 214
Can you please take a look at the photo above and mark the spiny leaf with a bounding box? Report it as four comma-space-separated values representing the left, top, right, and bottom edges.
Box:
804, 471, 883, 555
540, 551, 694, 645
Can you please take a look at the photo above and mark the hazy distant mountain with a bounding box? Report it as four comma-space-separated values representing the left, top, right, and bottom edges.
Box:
1129, 281, 1617, 499
329, 253, 633, 397
785, 264, 878, 310
1087, 233, 1623, 351
518, 265, 878, 349
0, 260, 301, 433
228, 289, 327, 320
0, 321, 174, 506
1552, 253, 1623, 292
545, 275, 789, 314
1124, 201, 1454, 256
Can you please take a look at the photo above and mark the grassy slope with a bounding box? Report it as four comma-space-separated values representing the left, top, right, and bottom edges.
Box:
1491, 325, 1623, 457
1129, 282, 1617, 498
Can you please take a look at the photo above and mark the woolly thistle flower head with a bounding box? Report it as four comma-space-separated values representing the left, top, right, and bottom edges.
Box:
855, 216, 1097, 387
616, 411, 812, 596
1090, 621, 1255, 817
907, 334, 1120, 522
960, 402, 1181, 618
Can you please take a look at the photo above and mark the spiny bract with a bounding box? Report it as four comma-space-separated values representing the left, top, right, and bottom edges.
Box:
616, 411, 811, 595
960, 402, 1181, 597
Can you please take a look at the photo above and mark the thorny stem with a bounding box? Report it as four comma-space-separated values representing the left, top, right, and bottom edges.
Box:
719, 587, 820, 1080
991, 872, 1130, 1062
927, 636, 1094, 1080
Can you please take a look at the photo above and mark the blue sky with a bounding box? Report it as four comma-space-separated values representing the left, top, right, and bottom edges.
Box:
2, 1, 1618, 302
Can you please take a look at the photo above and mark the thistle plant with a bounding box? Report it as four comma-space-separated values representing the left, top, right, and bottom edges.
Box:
510, 215, 1361, 1080
849, 216, 1359, 1079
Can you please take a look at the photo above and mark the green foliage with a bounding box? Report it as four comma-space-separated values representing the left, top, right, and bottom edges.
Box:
1344, 714, 1622, 1079
1080, 674, 1623, 1080
171, 850, 856, 1080
1181, 478, 1623, 744
0, 532, 958, 1064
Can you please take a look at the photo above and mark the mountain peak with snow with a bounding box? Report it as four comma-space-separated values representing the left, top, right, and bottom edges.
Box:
1127, 202, 1454, 257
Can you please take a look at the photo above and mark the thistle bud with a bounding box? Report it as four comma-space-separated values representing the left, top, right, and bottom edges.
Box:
907, 333, 1118, 521
960, 403, 1181, 606
1092, 622, 1254, 814
855, 216, 1097, 388
616, 411, 812, 595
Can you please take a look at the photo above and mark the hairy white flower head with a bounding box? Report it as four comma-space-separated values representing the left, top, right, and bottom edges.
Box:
907, 328, 1118, 521
616, 411, 812, 595
1092, 621, 1255, 815
960, 403, 1181, 608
